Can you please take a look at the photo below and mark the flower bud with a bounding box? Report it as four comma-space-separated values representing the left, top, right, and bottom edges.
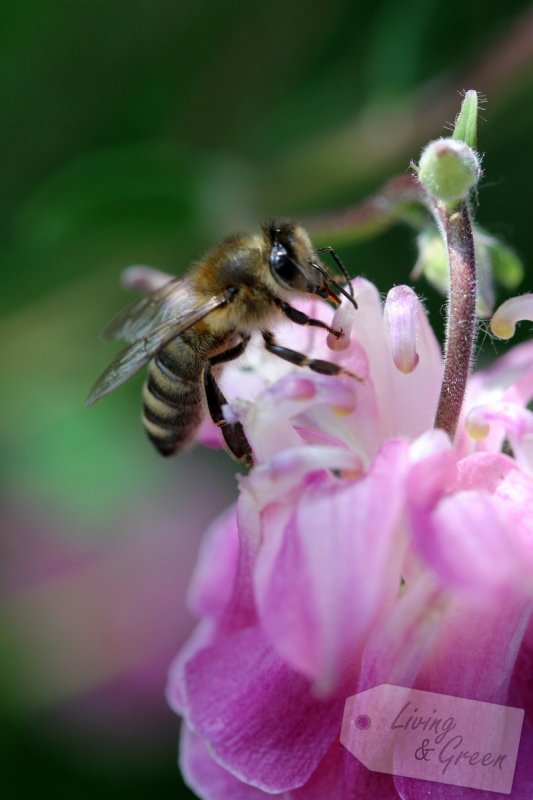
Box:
418, 138, 481, 202
488, 240, 524, 290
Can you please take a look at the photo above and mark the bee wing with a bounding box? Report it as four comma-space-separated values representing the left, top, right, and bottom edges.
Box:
86, 291, 229, 406
102, 276, 196, 343
120, 265, 175, 294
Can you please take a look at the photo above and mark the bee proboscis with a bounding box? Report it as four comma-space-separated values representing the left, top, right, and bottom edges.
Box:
86, 219, 358, 467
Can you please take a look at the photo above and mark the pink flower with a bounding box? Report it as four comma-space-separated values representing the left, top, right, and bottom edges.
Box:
168, 280, 533, 799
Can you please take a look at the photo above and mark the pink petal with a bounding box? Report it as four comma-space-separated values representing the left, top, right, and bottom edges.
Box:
239, 372, 358, 463
408, 429, 457, 508
166, 618, 216, 715
187, 504, 239, 619
183, 626, 345, 792
456, 340, 533, 459
508, 720, 533, 800
466, 402, 533, 472
289, 740, 399, 800
342, 279, 391, 429
385, 293, 442, 440
395, 722, 533, 800
254, 439, 410, 693
358, 573, 447, 692
414, 596, 531, 703
409, 452, 533, 597
394, 597, 533, 799
197, 414, 225, 449
180, 724, 271, 800
355, 575, 532, 798
413, 492, 528, 594
456, 450, 519, 492
243, 445, 365, 510
511, 614, 533, 721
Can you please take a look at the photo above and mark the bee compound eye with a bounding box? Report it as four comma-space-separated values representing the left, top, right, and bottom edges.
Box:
270, 242, 298, 284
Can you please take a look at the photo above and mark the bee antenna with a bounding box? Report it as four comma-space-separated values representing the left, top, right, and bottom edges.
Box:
310, 261, 358, 310
316, 247, 355, 301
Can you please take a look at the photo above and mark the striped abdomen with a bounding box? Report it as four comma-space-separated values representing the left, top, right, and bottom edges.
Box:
142, 333, 208, 457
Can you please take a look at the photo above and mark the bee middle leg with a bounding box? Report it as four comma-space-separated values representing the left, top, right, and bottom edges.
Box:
262, 330, 362, 380
274, 298, 343, 339
203, 337, 254, 467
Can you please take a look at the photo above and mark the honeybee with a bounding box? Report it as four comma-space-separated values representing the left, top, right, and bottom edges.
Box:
87, 220, 358, 467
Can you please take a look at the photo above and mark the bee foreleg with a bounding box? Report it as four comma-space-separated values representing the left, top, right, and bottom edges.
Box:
274, 298, 343, 339
262, 330, 362, 381
203, 337, 254, 467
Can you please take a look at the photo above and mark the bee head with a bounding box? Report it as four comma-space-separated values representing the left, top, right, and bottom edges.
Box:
265, 219, 337, 301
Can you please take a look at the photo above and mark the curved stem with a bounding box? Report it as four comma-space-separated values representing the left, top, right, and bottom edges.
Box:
434, 201, 477, 438
303, 174, 428, 244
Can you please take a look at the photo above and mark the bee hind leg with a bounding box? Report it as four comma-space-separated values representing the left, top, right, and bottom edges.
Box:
203, 337, 254, 468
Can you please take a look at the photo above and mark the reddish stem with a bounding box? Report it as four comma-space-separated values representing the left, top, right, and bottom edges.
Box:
434, 202, 477, 438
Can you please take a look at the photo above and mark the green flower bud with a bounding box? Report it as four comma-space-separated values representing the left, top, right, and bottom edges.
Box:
412, 228, 448, 293
487, 240, 524, 290
418, 137, 481, 203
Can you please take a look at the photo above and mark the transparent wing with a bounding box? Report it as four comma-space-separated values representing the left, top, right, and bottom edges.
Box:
120, 265, 174, 294
86, 291, 229, 406
102, 275, 198, 343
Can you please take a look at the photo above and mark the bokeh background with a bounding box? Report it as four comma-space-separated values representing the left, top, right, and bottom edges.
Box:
1, 1, 532, 797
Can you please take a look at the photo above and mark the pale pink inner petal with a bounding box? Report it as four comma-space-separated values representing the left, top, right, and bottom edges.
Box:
243, 445, 364, 509
466, 402, 533, 471
456, 341, 533, 459
418, 490, 532, 594
342, 279, 393, 438
358, 573, 447, 692
385, 294, 442, 440
254, 439, 410, 693
409, 452, 533, 596
239, 373, 359, 463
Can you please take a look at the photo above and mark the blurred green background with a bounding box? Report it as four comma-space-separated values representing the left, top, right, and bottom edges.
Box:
1, 1, 532, 797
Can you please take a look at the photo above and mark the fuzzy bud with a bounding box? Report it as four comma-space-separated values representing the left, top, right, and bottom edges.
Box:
418, 138, 481, 203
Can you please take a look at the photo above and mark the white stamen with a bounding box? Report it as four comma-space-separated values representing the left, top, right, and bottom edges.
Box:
466, 402, 533, 441
384, 285, 420, 374
490, 294, 533, 340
